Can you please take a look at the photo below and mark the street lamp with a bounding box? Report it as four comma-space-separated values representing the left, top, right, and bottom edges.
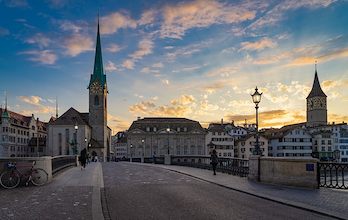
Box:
130, 144, 133, 161
142, 139, 145, 156
166, 125, 170, 155
74, 121, 78, 155
251, 86, 262, 155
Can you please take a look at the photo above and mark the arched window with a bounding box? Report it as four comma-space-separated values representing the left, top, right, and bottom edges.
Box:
94, 96, 99, 106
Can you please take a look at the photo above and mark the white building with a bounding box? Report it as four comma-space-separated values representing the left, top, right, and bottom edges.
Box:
206, 121, 235, 158
267, 124, 312, 158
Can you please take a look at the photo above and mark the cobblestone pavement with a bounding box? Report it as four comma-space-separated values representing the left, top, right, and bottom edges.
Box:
0, 185, 93, 219
149, 163, 348, 220
102, 162, 340, 220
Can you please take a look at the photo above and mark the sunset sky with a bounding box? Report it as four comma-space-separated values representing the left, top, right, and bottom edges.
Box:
1, 0, 348, 134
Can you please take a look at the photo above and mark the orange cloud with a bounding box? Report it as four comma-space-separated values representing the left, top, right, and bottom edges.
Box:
240, 37, 277, 51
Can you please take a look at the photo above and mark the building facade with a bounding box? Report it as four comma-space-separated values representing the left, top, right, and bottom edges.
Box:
0, 108, 46, 157
234, 134, 268, 159
205, 121, 235, 158
126, 117, 206, 158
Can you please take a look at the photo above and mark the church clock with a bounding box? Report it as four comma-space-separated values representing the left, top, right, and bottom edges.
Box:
307, 98, 314, 110
90, 82, 103, 94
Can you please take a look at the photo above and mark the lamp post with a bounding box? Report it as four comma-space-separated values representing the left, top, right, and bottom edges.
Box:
251, 86, 262, 155
130, 144, 133, 162
74, 121, 78, 155
142, 139, 145, 156
166, 125, 170, 155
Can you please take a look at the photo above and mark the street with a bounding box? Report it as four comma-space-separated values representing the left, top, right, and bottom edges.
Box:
102, 163, 336, 220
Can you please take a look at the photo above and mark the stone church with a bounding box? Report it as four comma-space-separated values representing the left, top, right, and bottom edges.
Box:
47, 16, 112, 161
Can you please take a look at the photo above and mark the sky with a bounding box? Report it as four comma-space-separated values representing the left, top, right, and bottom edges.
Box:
1, 0, 348, 135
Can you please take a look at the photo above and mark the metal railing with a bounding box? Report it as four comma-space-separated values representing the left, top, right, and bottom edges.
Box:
171, 156, 249, 177
52, 155, 76, 176
318, 162, 348, 189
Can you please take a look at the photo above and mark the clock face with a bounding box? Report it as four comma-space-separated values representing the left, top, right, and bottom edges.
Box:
318, 97, 326, 109
90, 82, 103, 94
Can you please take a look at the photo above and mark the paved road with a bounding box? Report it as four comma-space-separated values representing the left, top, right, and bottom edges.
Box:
102, 163, 337, 220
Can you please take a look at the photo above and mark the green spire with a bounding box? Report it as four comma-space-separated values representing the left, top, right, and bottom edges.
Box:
89, 14, 106, 88
2, 92, 10, 118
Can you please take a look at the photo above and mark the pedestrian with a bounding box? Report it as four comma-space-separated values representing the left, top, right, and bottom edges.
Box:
210, 149, 219, 175
152, 153, 156, 164
80, 148, 87, 170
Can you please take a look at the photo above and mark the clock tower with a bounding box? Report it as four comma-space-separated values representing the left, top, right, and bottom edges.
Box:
88, 15, 110, 160
306, 64, 327, 127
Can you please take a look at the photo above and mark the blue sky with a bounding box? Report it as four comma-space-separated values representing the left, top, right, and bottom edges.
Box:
1, 0, 348, 134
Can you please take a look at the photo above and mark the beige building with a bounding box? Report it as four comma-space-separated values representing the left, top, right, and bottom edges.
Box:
126, 117, 206, 158
205, 121, 235, 158
0, 108, 46, 157
234, 134, 268, 159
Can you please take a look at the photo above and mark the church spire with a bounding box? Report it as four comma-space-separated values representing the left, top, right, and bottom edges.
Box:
307, 62, 327, 99
89, 14, 106, 88
2, 92, 10, 118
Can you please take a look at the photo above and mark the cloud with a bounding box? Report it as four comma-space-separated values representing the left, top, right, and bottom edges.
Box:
134, 94, 143, 99
0, 27, 10, 36
152, 96, 158, 101
152, 62, 164, 68
6, 0, 29, 8
228, 100, 253, 107
141, 67, 159, 73
18, 50, 58, 64
161, 79, 169, 84
159, 0, 257, 39
59, 20, 87, 33
106, 43, 124, 52
46, 0, 68, 9
18, 95, 56, 114
100, 12, 137, 34
322, 80, 339, 91
138, 9, 156, 26
149, 105, 192, 117
129, 101, 156, 113
201, 100, 219, 111
105, 61, 117, 71
122, 59, 135, 69
243, 0, 337, 35
180, 94, 195, 105
240, 37, 277, 51
24, 33, 51, 49
198, 84, 224, 93
207, 66, 236, 77
63, 34, 94, 57
129, 39, 154, 59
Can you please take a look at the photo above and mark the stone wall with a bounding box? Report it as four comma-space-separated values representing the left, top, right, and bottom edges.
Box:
249, 156, 319, 189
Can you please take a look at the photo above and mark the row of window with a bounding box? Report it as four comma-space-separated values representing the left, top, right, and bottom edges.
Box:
275, 153, 312, 157
131, 138, 204, 145
145, 127, 188, 132
211, 138, 233, 142
2, 135, 29, 144
282, 138, 312, 142
2, 127, 31, 136
276, 146, 312, 150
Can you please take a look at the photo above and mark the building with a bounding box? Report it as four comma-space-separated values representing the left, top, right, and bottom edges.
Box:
113, 131, 127, 160
126, 117, 206, 158
47, 15, 112, 161
234, 133, 268, 159
267, 124, 312, 158
0, 107, 46, 157
306, 66, 327, 127
205, 120, 235, 158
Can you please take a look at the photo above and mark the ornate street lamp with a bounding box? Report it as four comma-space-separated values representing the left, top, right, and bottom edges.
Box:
130, 144, 133, 161
251, 87, 262, 155
70, 121, 78, 155
142, 139, 145, 156
166, 125, 170, 155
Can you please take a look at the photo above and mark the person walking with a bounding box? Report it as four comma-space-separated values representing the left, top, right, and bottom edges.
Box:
80, 148, 87, 171
210, 149, 219, 175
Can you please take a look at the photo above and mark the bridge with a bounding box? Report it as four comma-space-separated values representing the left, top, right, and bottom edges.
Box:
0, 161, 347, 220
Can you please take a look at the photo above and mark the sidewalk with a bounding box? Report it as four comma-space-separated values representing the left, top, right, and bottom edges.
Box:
146, 163, 348, 220
50, 162, 104, 220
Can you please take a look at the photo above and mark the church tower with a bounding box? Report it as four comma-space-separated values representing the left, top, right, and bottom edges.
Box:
88, 15, 109, 159
306, 64, 327, 127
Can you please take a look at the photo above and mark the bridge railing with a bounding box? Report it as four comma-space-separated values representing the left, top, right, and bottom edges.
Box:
52, 155, 77, 176
171, 156, 249, 177
318, 162, 348, 189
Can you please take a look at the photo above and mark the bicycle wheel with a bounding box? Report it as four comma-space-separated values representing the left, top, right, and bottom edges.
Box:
31, 168, 48, 186
0, 171, 20, 189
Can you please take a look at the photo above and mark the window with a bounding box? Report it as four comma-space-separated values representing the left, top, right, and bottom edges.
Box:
94, 96, 99, 105
322, 140, 325, 145
322, 146, 325, 151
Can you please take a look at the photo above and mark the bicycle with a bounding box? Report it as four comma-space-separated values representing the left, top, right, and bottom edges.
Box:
0, 161, 48, 189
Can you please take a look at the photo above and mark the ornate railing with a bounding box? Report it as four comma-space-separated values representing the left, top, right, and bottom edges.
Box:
52, 155, 76, 176
171, 156, 249, 177
318, 162, 348, 189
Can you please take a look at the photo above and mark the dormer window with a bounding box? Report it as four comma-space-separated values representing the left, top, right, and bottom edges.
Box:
154, 127, 157, 132
184, 127, 187, 132
146, 127, 150, 132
